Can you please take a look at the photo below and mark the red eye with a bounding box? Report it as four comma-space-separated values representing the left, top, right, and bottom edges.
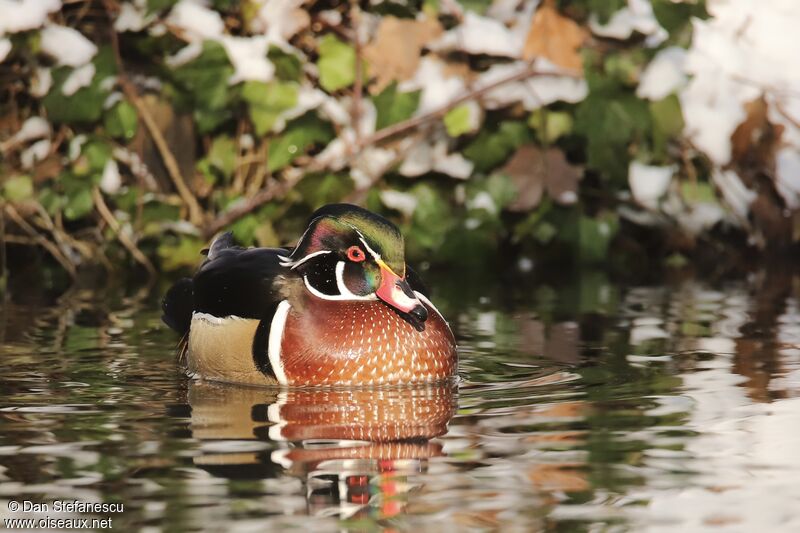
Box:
346, 246, 365, 262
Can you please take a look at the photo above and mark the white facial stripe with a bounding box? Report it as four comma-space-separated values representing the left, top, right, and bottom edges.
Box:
279, 250, 330, 269
356, 232, 383, 263
303, 275, 377, 301
268, 300, 291, 385
335, 261, 358, 297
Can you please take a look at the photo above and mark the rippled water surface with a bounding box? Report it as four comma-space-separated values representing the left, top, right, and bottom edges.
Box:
1, 269, 800, 531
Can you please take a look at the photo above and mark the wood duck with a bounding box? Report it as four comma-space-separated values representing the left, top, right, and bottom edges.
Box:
162, 203, 458, 386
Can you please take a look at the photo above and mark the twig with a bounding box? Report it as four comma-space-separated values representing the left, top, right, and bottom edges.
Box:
92, 188, 156, 276
358, 65, 580, 148
203, 173, 303, 239
104, 3, 204, 227
351, 0, 363, 145
4, 204, 77, 278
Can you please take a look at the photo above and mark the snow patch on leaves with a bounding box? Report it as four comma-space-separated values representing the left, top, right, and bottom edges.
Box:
637, 47, 687, 101
590, 0, 667, 46
0, 0, 60, 34
628, 161, 674, 209
40, 25, 97, 67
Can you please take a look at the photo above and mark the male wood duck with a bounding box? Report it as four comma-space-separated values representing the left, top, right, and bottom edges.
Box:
162, 203, 458, 386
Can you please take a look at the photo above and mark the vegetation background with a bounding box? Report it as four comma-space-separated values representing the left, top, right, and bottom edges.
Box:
1, 0, 798, 287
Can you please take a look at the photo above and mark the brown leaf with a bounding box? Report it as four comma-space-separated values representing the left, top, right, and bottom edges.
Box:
363, 16, 443, 93
502, 144, 581, 211
523, 0, 587, 71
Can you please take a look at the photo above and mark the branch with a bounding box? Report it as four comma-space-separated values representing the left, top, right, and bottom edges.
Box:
202, 173, 303, 239
4, 204, 77, 278
92, 188, 156, 276
357, 65, 581, 148
104, 4, 205, 227
351, 0, 363, 145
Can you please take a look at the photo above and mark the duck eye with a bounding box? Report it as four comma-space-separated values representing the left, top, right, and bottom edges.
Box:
346, 246, 365, 262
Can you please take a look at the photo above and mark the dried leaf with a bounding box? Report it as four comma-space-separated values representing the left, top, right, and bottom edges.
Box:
502, 144, 581, 211
523, 1, 586, 71
363, 16, 442, 93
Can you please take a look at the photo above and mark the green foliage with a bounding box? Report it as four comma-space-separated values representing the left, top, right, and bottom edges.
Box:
650, 94, 684, 159
241, 80, 299, 136
2, 176, 34, 202
295, 173, 355, 209
373, 82, 421, 130
43, 47, 117, 124
267, 113, 335, 172
318, 34, 364, 92
464, 121, 532, 172
576, 91, 650, 183
528, 109, 574, 144
268, 47, 303, 81
169, 41, 234, 132
444, 105, 473, 137
104, 101, 138, 141
198, 135, 237, 183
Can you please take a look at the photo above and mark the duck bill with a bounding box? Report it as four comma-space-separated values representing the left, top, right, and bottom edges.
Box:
376, 262, 428, 322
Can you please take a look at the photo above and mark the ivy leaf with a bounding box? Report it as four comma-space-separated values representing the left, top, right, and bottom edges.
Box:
575, 92, 650, 183
170, 41, 234, 132
650, 94, 684, 159
64, 187, 94, 220
578, 212, 619, 263
2, 176, 34, 202
373, 82, 420, 130
206, 135, 237, 180
82, 140, 112, 173
318, 34, 364, 92
268, 46, 303, 82
267, 113, 334, 172
464, 121, 532, 172
241, 80, 298, 136
157, 237, 204, 271
528, 109, 574, 144
295, 173, 355, 209
104, 100, 138, 140
444, 104, 473, 137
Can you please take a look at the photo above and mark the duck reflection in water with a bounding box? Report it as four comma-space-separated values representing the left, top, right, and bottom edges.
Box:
187, 381, 457, 520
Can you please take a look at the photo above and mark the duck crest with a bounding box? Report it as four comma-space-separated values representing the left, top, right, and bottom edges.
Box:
162, 203, 458, 387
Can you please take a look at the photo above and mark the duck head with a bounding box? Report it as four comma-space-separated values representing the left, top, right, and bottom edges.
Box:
280, 204, 428, 325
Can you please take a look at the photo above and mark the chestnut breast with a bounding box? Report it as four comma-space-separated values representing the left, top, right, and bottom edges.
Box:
280, 299, 457, 386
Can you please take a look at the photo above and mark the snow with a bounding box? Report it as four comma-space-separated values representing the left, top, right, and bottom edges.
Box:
100, 159, 122, 195
400, 58, 466, 116
0, 0, 60, 34
399, 137, 474, 179
220, 36, 274, 84
20, 139, 51, 169
251, 0, 310, 46
590, 0, 667, 46
11, 117, 50, 144
712, 169, 756, 219
636, 47, 687, 101
166, 0, 224, 41
30, 67, 52, 98
628, 162, 674, 209
62, 63, 95, 96
775, 148, 800, 209
0, 38, 10, 62
477, 61, 588, 111
40, 25, 97, 67
430, 11, 520, 58
380, 190, 418, 217
115, 1, 153, 33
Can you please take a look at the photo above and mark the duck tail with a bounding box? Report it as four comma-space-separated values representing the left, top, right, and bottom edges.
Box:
162, 277, 194, 335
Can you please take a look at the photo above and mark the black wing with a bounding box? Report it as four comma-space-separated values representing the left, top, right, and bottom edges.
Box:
162, 230, 292, 335
192, 246, 289, 320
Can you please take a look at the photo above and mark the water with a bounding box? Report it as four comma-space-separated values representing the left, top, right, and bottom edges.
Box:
1, 268, 799, 531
